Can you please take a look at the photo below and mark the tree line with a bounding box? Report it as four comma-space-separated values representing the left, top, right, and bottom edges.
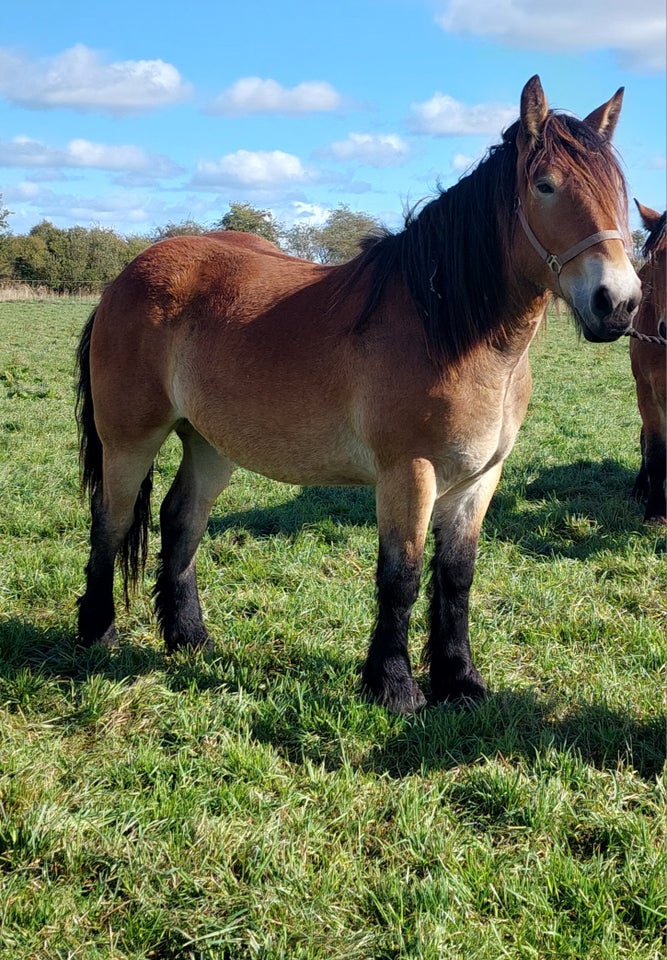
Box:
0, 198, 382, 293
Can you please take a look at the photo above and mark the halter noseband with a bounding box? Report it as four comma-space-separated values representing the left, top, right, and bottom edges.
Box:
517, 201, 667, 347
516, 200, 624, 281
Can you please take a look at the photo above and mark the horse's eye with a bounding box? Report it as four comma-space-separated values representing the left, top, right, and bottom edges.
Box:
536, 181, 554, 195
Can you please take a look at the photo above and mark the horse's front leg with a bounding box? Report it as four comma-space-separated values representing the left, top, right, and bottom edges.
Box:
362, 458, 437, 714
427, 464, 502, 705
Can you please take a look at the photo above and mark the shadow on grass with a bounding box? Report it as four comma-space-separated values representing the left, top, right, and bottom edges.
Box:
359, 687, 666, 782
2, 618, 664, 781
204, 462, 663, 564
0, 618, 165, 683
207, 485, 375, 540
246, 668, 666, 782
485, 458, 665, 559
523, 458, 639, 502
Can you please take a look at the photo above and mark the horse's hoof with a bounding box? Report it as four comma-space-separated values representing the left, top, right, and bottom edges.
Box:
362, 675, 426, 715
77, 624, 120, 649
165, 628, 214, 655
432, 669, 489, 708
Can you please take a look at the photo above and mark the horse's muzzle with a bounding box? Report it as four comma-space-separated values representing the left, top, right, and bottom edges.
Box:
578, 287, 640, 342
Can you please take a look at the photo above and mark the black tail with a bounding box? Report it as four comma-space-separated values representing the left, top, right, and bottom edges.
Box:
75, 309, 153, 604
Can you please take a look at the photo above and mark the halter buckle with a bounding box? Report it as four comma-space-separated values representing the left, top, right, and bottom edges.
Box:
545, 253, 563, 274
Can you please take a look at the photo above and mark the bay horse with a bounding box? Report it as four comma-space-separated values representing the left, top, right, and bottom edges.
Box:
630, 201, 666, 524
76, 76, 641, 714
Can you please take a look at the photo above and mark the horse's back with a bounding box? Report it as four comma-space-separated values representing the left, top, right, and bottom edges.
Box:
87, 232, 379, 481
102, 232, 320, 318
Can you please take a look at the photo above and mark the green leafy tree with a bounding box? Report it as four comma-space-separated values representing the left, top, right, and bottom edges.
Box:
81, 227, 132, 285
9, 233, 55, 286
125, 234, 151, 262
4, 220, 151, 291
631, 228, 649, 269
0, 193, 12, 278
214, 203, 281, 245
0, 193, 10, 234
315, 205, 381, 264
282, 222, 321, 261
152, 220, 207, 241
29, 220, 68, 287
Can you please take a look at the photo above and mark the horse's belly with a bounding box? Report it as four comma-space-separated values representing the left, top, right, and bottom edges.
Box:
201, 415, 378, 487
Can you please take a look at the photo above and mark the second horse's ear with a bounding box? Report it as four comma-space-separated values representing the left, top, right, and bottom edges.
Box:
634, 198, 662, 233
519, 75, 549, 145
583, 88, 624, 141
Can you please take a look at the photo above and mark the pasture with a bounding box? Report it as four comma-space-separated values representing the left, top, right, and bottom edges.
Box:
0, 297, 665, 958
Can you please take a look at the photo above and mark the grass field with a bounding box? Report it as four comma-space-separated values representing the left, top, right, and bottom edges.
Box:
0, 298, 665, 959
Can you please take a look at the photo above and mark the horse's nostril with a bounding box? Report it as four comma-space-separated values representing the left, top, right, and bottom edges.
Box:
592, 286, 613, 319
626, 296, 640, 316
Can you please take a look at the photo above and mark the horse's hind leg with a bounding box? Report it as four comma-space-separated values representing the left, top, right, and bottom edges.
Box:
155, 423, 234, 652
78, 439, 163, 647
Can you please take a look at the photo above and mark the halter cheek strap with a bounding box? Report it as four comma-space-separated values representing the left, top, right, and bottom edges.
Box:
516, 201, 625, 280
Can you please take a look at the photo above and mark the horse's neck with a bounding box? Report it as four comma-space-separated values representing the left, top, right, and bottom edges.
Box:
503, 299, 549, 355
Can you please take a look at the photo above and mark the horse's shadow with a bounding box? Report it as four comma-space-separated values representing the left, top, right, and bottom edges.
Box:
485, 458, 662, 560
206, 485, 375, 540
243, 655, 665, 781
0, 619, 165, 684
204, 461, 661, 565
2, 620, 663, 782
4, 461, 662, 780
359, 688, 666, 781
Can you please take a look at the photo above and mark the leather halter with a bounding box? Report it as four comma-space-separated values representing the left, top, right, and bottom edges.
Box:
516, 200, 624, 282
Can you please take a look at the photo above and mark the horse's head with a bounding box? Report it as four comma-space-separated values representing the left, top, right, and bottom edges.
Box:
635, 200, 666, 339
514, 75, 641, 342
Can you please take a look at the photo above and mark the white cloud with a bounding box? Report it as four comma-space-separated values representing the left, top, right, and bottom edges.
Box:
289, 201, 331, 225
209, 77, 342, 115
437, 0, 666, 72
0, 44, 192, 115
193, 150, 313, 188
451, 153, 477, 173
409, 93, 517, 136
0, 135, 179, 177
326, 132, 409, 167
8, 181, 42, 201
4, 182, 151, 226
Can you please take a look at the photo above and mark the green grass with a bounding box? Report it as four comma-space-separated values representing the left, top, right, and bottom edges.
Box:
0, 300, 665, 959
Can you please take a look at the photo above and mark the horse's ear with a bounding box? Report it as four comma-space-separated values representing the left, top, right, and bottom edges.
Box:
583, 88, 624, 140
519, 75, 549, 145
634, 198, 662, 233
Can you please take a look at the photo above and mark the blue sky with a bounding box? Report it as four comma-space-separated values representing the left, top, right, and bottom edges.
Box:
1, 0, 664, 237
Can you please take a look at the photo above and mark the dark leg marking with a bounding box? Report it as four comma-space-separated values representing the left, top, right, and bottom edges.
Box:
154, 426, 232, 652
77, 492, 120, 648
362, 537, 426, 714
643, 433, 667, 523
427, 528, 488, 705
